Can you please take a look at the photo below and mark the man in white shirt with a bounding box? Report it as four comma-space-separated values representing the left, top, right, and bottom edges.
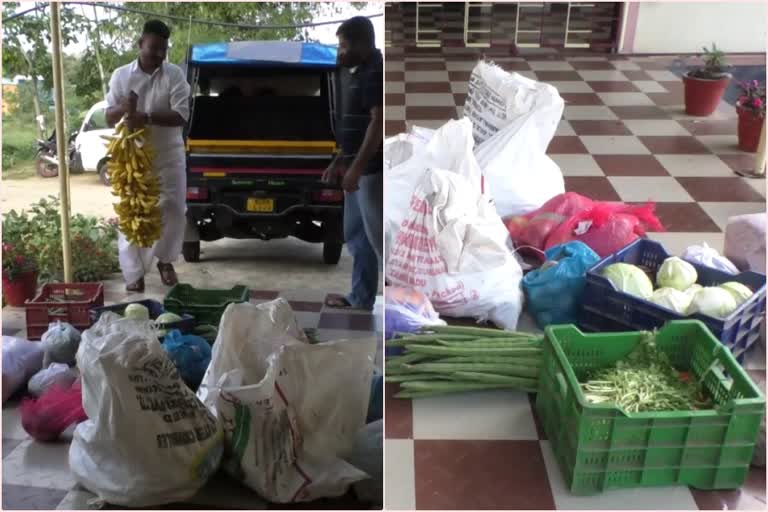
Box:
105, 20, 191, 292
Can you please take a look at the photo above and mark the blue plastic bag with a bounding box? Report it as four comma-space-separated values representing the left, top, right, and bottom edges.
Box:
384, 286, 446, 357
162, 330, 212, 392
522, 241, 600, 328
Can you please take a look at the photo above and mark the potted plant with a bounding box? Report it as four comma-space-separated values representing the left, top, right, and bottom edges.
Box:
683, 43, 731, 116
2, 242, 39, 307
736, 80, 766, 152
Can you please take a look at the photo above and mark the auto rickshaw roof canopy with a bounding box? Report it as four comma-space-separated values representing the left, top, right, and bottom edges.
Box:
189, 41, 338, 69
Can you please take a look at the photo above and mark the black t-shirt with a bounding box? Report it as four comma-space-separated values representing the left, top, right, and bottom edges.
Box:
337, 49, 383, 175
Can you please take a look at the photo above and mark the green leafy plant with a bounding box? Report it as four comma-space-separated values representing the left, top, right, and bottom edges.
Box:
2, 196, 120, 283
689, 43, 731, 80
1, 210, 39, 283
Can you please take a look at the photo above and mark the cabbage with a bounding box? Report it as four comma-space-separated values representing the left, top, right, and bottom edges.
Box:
688, 287, 738, 318
124, 303, 150, 321
684, 284, 703, 298
156, 312, 183, 325
155, 312, 184, 338
657, 257, 698, 291
649, 287, 692, 314
603, 263, 654, 299
720, 281, 754, 306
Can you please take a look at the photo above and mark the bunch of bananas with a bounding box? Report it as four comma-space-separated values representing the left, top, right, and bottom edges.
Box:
102, 121, 162, 248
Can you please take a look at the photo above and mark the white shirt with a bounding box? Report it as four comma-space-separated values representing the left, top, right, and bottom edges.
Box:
106, 60, 190, 161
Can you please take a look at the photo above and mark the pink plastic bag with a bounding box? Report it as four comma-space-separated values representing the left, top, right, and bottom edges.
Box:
505, 192, 596, 249
20, 383, 87, 442
546, 202, 664, 257
505, 193, 664, 257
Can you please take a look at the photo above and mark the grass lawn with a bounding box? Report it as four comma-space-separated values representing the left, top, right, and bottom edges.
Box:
2, 117, 40, 180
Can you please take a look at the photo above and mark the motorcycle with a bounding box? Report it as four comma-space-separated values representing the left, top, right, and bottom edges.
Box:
35, 130, 82, 178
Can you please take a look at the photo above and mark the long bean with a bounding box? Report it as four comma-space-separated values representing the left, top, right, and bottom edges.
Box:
386, 333, 477, 346
436, 338, 542, 348
451, 371, 538, 387
420, 325, 534, 338
405, 344, 543, 357
385, 373, 452, 383
400, 381, 518, 392
386, 353, 430, 366
405, 362, 540, 379
435, 356, 542, 366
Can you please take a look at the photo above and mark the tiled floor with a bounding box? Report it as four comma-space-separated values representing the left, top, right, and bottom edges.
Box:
2, 284, 383, 510
384, 5, 766, 510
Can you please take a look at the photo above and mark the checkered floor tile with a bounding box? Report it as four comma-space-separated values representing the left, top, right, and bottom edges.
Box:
2, 288, 382, 510
384, 5, 766, 510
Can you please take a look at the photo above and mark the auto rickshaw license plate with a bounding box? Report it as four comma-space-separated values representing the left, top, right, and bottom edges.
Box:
246, 198, 274, 212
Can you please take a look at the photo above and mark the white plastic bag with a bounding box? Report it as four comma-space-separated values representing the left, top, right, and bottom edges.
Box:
198, 299, 376, 503
27, 363, 78, 397
725, 213, 766, 273
385, 119, 483, 265
69, 313, 223, 507
682, 242, 739, 274
384, 126, 434, 171
2, 336, 44, 402
466, 61, 565, 218
386, 168, 525, 330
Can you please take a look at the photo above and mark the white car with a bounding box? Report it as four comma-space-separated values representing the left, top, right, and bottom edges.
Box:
74, 100, 113, 185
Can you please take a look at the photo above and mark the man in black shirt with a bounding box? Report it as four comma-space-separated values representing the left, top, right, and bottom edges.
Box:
324, 16, 383, 310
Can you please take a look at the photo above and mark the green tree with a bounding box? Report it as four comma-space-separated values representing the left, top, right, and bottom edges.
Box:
2, 2, 84, 138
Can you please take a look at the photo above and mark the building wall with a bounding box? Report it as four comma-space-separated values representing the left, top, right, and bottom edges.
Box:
623, 2, 766, 54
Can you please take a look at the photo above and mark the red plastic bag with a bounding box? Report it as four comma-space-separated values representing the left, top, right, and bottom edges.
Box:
546, 202, 664, 257
505, 192, 596, 249
20, 383, 87, 442
505, 192, 663, 257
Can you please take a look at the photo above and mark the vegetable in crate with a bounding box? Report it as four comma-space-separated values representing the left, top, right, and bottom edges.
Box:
684, 283, 703, 298
656, 256, 698, 291
688, 286, 738, 318
720, 281, 754, 306
602, 263, 654, 299
124, 303, 150, 321
154, 312, 184, 338
386, 325, 543, 398
580, 333, 711, 413
649, 287, 692, 314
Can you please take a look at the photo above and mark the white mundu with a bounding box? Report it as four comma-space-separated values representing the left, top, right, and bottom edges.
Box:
106, 60, 191, 284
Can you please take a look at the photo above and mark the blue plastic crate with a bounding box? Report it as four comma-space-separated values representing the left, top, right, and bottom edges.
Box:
579, 238, 767, 362
90, 299, 196, 335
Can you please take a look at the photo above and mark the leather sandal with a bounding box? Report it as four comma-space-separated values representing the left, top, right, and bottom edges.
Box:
126, 277, 145, 293
157, 262, 179, 286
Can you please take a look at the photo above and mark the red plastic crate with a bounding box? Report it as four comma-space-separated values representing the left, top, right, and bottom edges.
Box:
25, 283, 104, 340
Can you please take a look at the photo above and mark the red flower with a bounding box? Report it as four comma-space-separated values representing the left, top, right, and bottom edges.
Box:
754, 98, 763, 108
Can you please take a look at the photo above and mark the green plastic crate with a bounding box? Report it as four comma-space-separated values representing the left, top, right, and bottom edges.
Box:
535, 320, 764, 495
163, 284, 250, 326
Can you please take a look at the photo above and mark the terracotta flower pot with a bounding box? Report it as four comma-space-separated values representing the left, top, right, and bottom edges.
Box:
683, 72, 731, 116
737, 105, 765, 153
2, 270, 39, 307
